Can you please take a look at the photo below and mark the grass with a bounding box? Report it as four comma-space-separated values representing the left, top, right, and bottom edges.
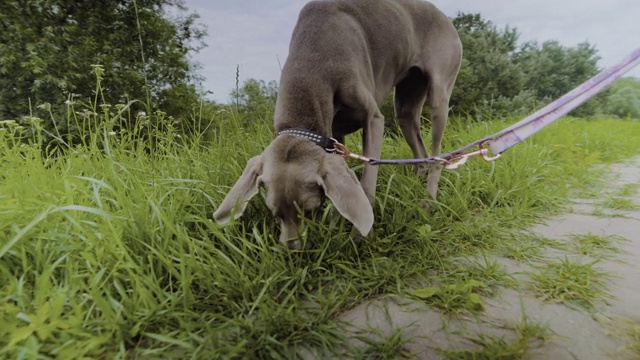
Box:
571, 232, 625, 256
2, 94, 640, 358
627, 321, 640, 357
354, 328, 413, 359
497, 232, 565, 262
410, 257, 510, 313
616, 183, 640, 197
529, 257, 610, 310
441, 312, 551, 360
600, 196, 640, 211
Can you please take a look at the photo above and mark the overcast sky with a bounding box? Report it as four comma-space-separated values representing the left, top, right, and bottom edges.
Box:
183, 0, 640, 104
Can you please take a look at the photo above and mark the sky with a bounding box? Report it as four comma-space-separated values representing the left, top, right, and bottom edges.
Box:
183, 0, 640, 104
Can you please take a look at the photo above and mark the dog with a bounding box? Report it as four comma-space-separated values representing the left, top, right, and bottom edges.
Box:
214, 0, 462, 248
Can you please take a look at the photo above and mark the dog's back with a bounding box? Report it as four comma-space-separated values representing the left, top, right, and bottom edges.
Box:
275, 0, 461, 133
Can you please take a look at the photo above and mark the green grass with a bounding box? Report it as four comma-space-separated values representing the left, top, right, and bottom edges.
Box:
354, 328, 413, 359
616, 183, 640, 198
600, 196, 640, 211
410, 257, 510, 313
627, 321, 640, 357
441, 313, 551, 360
497, 232, 566, 262
2, 98, 640, 358
528, 257, 610, 310
571, 232, 625, 256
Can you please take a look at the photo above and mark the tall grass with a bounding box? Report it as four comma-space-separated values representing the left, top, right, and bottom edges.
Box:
1, 100, 640, 358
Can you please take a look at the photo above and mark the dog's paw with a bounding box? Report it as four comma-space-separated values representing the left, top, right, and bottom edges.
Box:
285, 239, 302, 250
351, 227, 374, 246
420, 198, 436, 214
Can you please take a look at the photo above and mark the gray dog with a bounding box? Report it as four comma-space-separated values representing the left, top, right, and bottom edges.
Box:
214, 0, 462, 248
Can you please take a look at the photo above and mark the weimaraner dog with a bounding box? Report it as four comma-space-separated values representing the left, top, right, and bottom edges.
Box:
214, 0, 462, 248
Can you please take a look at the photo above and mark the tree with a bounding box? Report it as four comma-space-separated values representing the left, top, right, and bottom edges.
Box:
515, 41, 600, 98
448, 13, 603, 119
449, 13, 527, 118
602, 77, 640, 119
230, 79, 278, 121
0, 0, 206, 121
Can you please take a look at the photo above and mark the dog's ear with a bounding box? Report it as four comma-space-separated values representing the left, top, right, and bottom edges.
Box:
320, 155, 374, 236
214, 155, 263, 225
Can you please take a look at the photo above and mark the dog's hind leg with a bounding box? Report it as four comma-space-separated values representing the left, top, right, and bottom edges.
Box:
424, 71, 457, 202
394, 68, 430, 179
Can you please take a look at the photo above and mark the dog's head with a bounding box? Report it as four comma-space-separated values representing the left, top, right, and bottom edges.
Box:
213, 136, 373, 248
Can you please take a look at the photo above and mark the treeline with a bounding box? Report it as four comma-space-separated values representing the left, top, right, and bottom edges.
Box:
0, 0, 205, 123
1, 2, 639, 139
231, 13, 640, 124
447, 13, 639, 120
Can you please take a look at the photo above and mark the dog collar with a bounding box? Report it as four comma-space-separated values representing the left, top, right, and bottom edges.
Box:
277, 129, 337, 153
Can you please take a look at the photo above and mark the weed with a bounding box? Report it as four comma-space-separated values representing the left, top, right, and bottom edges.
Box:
441, 313, 550, 360
411, 280, 487, 313
529, 257, 609, 310
627, 320, 640, 357
2, 94, 640, 358
600, 196, 640, 211
354, 328, 414, 359
616, 183, 639, 198
571, 232, 625, 256
497, 232, 565, 262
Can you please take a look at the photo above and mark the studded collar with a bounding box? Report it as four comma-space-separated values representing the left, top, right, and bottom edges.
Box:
276, 129, 337, 153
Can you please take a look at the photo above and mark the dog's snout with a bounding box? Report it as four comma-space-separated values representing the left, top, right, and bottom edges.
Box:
279, 219, 302, 249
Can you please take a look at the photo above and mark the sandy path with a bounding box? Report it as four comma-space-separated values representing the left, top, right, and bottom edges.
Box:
337, 157, 640, 359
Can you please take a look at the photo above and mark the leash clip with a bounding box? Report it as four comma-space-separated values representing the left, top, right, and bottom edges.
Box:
445, 142, 501, 170
333, 141, 372, 163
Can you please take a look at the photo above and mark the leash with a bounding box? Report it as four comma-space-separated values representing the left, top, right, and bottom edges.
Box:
330, 46, 640, 170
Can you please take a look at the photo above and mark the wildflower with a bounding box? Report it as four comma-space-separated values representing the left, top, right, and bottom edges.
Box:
80, 109, 98, 118
36, 103, 51, 111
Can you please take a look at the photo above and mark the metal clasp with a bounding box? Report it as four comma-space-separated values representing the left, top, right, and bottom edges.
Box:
444, 142, 501, 170
333, 141, 372, 163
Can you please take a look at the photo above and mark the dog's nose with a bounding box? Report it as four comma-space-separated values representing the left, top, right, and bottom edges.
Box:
279, 233, 301, 249
279, 221, 302, 249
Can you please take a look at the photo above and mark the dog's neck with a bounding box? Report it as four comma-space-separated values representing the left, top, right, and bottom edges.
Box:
273, 76, 334, 138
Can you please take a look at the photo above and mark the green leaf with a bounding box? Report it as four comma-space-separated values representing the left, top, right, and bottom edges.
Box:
466, 279, 486, 289
9, 326, 34, 347
412, 287, 440, 299
468, 293, 484, 310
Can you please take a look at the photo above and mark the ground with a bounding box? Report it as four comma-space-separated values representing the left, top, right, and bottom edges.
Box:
336, 157, 640, 359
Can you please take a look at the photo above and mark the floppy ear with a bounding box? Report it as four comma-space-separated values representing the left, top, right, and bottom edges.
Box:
214, 155, 263, 225
320, 155, 374, 236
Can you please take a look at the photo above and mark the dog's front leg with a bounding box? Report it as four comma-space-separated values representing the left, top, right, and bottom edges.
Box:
360, 110, 384, 206
353, 101, 384, 243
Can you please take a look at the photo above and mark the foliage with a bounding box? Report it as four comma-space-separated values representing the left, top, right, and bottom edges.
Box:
601, 77, 640, 119
450, 13, 603, 119
515, 40, 604, 117
0, 0, 206, 123
450, 13, 526, 118
2, 88, 640, 356
229, 78, 278, 122
515, 41, 600, 100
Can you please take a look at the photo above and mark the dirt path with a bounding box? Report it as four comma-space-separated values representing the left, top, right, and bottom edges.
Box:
338, 157, 640, 359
